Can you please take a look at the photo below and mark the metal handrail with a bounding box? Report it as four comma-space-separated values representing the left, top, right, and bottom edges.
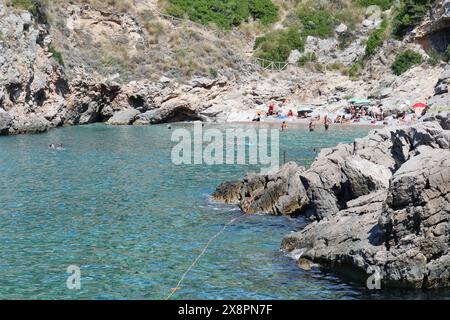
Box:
147, 5, 290, 72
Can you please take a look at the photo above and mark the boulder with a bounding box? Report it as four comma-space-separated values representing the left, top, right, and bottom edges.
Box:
380, 87, 393, 98
380, 149, 450, 288
288, 50, 302, 64
213, 162, 309, 216
11, 114, 51, 134
335, 23, 348, 35
107, 109, 140, 125
0, 109, 12, 134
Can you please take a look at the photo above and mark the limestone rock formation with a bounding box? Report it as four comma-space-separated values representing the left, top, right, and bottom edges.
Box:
0, 2, 67, 135
214, 114, 450, 288
213, 162, 308, 215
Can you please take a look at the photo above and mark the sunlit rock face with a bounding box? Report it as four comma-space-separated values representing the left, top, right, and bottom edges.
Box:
415, 0, 450, 52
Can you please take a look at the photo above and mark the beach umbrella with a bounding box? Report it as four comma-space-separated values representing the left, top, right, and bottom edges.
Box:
412, 102, 428, 109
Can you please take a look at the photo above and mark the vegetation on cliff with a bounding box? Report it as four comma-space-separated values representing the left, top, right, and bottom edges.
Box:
365, 18, 389, 56
254, 27, 305, 61
253, 6, 337, 61
445, 45, 450, 62
9, 0, 37, 16
392, 0, 437, 38
392, 49, 424, 75
357, 0, 394, 10
165, 0, 279, 29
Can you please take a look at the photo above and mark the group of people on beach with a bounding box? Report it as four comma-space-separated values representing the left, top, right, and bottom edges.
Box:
260, 98, 432, 129
281, 115, 330, 132
307, 115, 330, 132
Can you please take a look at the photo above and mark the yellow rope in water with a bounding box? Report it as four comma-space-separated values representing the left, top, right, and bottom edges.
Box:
165, 196, 257, 300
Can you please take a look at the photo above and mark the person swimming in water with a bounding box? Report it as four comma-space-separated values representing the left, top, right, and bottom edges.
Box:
49, 143, 64, 150
309, 120, 315, 132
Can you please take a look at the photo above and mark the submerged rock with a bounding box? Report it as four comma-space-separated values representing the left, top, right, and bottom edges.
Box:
214, 113, 450, 289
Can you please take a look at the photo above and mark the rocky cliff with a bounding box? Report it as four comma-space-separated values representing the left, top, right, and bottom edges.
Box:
213, 113, 450, 289
0, 0, 449, 136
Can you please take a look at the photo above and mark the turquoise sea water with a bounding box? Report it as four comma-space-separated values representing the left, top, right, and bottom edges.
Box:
0, 123, 448, 300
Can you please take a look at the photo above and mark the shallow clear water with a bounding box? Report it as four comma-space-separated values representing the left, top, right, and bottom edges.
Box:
0, 123, 448, 300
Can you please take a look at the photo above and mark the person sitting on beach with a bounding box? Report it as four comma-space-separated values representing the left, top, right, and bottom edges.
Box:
287, 109, 294, 117
342, 115, 352, 124
252, 114, 261, 122
334, 115, 342, 124
351, 107, 356, 119
267, 103, 275, 116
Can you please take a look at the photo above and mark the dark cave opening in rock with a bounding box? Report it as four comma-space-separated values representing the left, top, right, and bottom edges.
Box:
55, 78, 70, 97
34, 89, 46, 107
128, 95, 145, 111
6, 84, 22, 104
166, 107, 203, 123
422, 26, 450, 53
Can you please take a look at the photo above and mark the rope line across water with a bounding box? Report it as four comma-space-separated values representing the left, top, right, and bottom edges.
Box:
165, 196, 256, 300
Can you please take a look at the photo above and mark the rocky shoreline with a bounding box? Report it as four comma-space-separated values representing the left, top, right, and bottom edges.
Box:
213, 113, 450, 289
1, 1, 450, 137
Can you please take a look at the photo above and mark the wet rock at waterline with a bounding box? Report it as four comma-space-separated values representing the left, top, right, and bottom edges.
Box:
106, 109, 140, 125
214, 114, 450, 289
213, 162, 309, 216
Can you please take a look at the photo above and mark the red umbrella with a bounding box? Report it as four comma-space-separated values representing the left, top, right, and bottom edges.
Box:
412, 102, 428, 108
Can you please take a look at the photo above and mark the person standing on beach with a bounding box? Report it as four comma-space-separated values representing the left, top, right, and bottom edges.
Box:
281, 121, 288, 131
324, 115, 330, 131
309, 120, 315, 132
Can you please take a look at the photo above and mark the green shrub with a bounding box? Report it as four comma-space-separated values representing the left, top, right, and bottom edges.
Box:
166, 0, 278, 29
357, 0, 394, 10
298, 52, 317, 66
392, 0, 436, 38
346, 61, 364, 78
248, 0, 279, 25
365, 18, 388, 56
10, 0, 37, 16
298, 8, 335, 38
254, 27, 304, 62
49, 45, 64, 66
445, 45, 450, 62
391, 49, 423, 75
427, 49, 444, 65
209, 68, 218, 78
